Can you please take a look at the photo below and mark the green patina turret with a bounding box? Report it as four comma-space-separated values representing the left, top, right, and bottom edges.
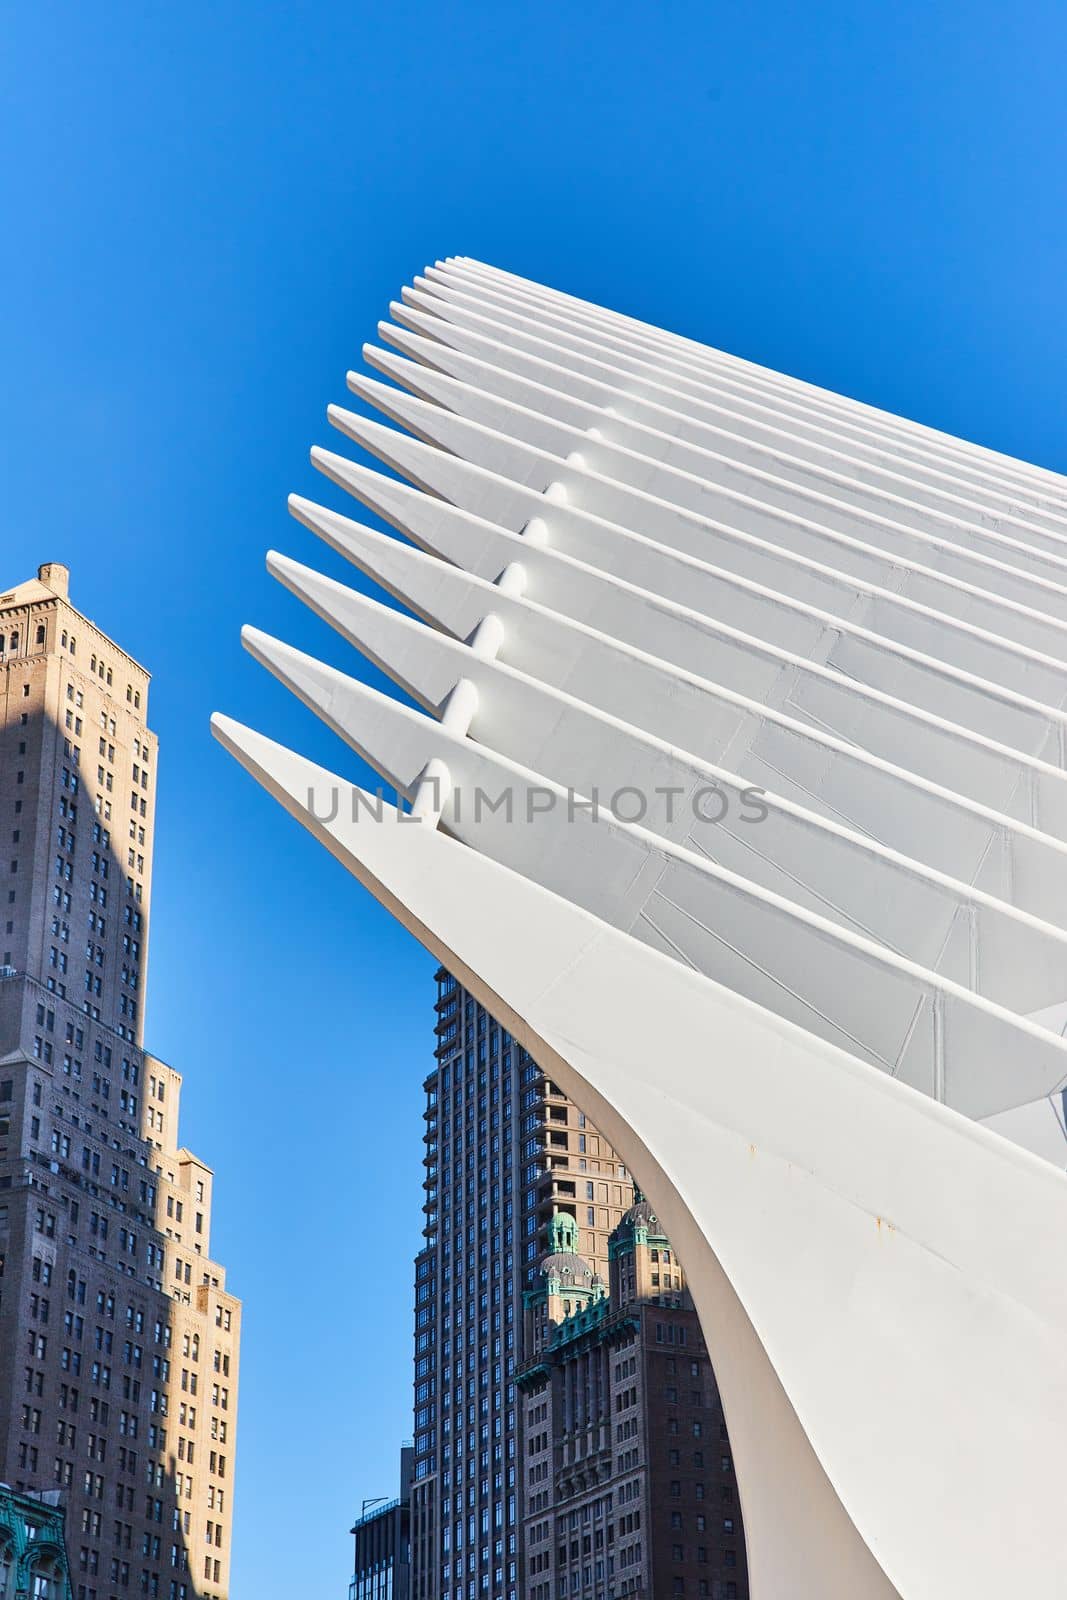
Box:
532, 1210, 596, 1295
608, 1186, 669, 1260
523, 1209, 606, 1358
606, 1186, 685, 1307
544, 1210, 580, 1263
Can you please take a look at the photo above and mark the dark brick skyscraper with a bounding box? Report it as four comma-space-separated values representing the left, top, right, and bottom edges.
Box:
408, 971, 635, 1600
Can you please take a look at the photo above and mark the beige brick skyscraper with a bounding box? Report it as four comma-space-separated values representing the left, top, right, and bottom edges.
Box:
0, 564, 239, 1600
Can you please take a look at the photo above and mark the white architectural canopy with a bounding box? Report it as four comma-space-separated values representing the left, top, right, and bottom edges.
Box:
214, 260, 1067, 1598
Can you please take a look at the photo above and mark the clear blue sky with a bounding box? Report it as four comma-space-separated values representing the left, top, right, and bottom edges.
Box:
3, 2, 1065, 1593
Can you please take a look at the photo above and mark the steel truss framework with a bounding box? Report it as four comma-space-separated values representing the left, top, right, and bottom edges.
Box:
214, 260, 1067, 1598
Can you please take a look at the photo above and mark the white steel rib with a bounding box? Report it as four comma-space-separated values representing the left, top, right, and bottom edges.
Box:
365, 325, 1067, 562
214, 261, 1067, 1600
252, 560, 1067, 1013
393, 280, 1067, 537
388, 292, 1067, 597
390, 265, 1067, 508
436, 258, 1067, 506
384, 300, 1067, 538
338, 373, 1067, 715
309, 446, 1067, 835
284, 498, 1067, 925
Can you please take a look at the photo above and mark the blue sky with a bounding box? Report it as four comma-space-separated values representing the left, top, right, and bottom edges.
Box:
3, 2, 1066, 1593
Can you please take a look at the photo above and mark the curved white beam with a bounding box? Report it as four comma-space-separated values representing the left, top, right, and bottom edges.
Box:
341, 370, 1067, 728
383, 300, 1067, 538
365, 325, 1067, 558
358, 346, 1067, 619
210, 715, 1067, 1600
325, 395, 1067, 705
394, 279, 1067, 527
310, 448, 1067, 835
287, 495, 1067, 926
216, 262, 1067, 1598
394, 283, 1067, 603
239, 627, 1067, 1115
433, 262, 1067, 518
255, 566, 1067, 1020
441, 258, 1067, 507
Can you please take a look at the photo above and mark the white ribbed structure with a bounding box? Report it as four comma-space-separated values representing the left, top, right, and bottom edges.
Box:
213, 260, 1067, 1599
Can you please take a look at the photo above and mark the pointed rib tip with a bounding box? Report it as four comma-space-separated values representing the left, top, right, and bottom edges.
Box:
324, 408, 379, 450
241, 626, 308, 685
387, 303, 438, 335
264, 548, 299, 580
288, 494, 325, 532
311, 443, 350, 483
209, 710, 241, 748
392, 294, 436, 324
361, 347, 410, 387
328, 402, 367, 441
360, 347, 392, 378
265, 548, 342, 606
341, 373, 374, 404
377, 320, 411, 351
311, 441, 376, 484
343, 372, 401, 416
240, 623, 272, 658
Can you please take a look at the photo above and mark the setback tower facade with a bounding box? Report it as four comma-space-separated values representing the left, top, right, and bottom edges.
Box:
0, 565, 240, 1600
408, 971, 635, 1600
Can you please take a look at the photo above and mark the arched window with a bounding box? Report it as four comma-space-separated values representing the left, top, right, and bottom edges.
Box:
8, 632, 17, 652
35, 624, 46, 645
0, 1538, 14, 1600
29, 1550, 64, 1599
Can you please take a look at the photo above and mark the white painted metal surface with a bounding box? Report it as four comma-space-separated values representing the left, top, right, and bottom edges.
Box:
213, 261, 1067, 1598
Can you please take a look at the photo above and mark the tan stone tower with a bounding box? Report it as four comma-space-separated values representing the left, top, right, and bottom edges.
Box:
0, 565, 240, 1599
